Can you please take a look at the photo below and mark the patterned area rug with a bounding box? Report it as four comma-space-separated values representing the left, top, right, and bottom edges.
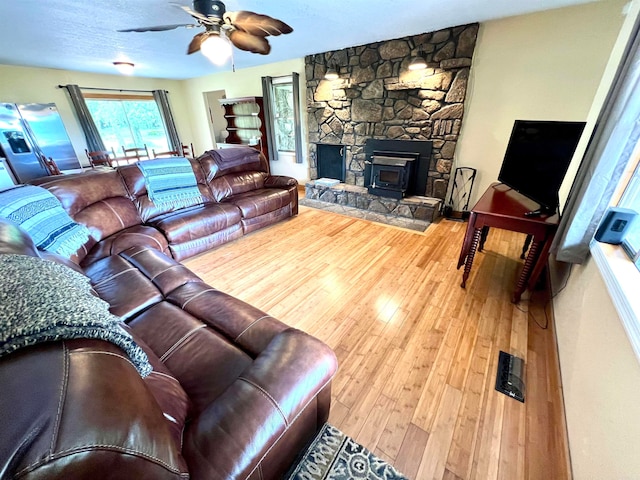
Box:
287, 424, 409, 480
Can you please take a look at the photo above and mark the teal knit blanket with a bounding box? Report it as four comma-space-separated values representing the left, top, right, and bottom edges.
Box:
0, 185, 90, 258
137, 157, 203, 209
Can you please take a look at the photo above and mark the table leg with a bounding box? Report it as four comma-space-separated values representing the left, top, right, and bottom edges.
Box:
520, 234, 533, 259
461, 227, 482, 288
479, 226, 490, 252
512, 240, 541, 303
457, 212, 477, 269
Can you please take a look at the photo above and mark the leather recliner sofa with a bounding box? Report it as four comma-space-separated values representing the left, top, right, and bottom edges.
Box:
32, 147, 298, 265
0, 148, 337, 479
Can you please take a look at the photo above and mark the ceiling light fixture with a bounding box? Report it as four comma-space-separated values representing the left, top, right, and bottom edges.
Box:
200, 33, 233, 66
113, 61, 135, 75
324, 67, 339, 80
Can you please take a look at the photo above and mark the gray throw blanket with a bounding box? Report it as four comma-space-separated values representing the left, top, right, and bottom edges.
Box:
0, 254, 152, 377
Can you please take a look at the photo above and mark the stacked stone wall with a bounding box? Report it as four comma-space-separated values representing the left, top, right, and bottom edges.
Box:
306, 24, 478, 199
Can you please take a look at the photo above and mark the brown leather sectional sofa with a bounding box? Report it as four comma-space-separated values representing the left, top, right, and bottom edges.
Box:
0, 148, 338, 479
32, 147, 299, 265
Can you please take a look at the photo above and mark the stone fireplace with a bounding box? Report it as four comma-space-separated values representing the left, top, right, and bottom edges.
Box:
305, 23, 478, 219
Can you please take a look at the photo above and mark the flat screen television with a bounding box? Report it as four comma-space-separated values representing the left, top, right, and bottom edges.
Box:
498, 120, 586, 214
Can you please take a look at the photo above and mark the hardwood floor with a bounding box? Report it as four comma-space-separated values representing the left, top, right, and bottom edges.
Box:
183, 205, 571, 480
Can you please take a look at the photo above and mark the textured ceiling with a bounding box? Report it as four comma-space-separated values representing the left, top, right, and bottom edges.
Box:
0, 0, 601, 79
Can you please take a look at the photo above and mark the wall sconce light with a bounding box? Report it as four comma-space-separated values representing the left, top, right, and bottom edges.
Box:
408, 56, 427, 71
325, 66, 339, 80
408, 45, 427, 71
113, 61, 135, 75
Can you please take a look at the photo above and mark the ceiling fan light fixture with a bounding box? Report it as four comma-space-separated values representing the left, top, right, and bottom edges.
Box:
200, 33, 233, 66
325, 67, 339, 80
408, 56, 427, 71
113, 61, 135, 75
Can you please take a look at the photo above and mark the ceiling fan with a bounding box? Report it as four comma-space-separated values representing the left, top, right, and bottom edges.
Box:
118, 0, 293, 65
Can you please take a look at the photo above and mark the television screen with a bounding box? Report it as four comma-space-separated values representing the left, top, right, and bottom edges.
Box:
498, 120, 586, 211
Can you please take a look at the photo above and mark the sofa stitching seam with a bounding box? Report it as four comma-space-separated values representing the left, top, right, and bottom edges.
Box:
16, 444, 187, 477
69, 350, 138, 371
129, 248, 147, 257
148, 370, 182, 385
234, 315, 271, 342
120, 232, 163, 249
149, 264, 182, 281
91, 267, 138, 288
238, 377, 288, 428
181, 288, 218, 309
99, 200, 126, 229
244, 373, 336, 480
49, 341, 69, 456
160, 325, 207, 362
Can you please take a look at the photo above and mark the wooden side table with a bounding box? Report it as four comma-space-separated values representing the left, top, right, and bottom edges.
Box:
456, 183, 560, 303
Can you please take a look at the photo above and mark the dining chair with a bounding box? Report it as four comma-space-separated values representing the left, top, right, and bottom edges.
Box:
85, 149, 114, 168
42, 156, 62, 175
122, 145, 150, 162
152, 149, 180, 158
181, 143, 195, 158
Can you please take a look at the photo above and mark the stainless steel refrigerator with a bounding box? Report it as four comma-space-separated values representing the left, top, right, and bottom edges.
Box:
0, 102, 80, 183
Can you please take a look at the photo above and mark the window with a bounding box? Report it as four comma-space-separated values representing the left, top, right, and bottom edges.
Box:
619, 160, 640, 268
271, 80, 295, 152
85, 95, 169, 154
262, 73, 303, 164
590, 145, 640, 363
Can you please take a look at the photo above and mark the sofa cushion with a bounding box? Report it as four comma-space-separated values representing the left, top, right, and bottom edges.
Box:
197, 147, 268, 182
84, 245, 201, 322
208, 171, 267, 202
129, 302, 255, 413
81, 225, 170, 266
226, 188, 293, 219
32, 170, 143, 262
118, 160, 215, 222
149, 203, 242, 244
182, 329, 337, 480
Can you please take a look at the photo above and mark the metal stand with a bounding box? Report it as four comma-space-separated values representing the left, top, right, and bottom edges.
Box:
444, 167, 477, 220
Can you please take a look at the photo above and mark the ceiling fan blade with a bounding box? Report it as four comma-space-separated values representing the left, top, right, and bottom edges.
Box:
118, 23, 195, 33
172, 3, 219, 25
228, 30, 271, 55
187, 32, 209, 54
224, 11, 293, 37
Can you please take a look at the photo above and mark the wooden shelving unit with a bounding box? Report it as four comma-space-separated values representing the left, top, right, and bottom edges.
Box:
218, 96, 269, 161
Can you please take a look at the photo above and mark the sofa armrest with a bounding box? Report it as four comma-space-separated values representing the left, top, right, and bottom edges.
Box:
264, 175, 298, 189
0, 339, 188, 479
264, 176, 299, 215
182, 328, 337, 480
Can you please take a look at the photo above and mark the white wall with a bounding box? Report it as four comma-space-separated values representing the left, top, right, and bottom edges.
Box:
551, 1, 640, 478
553, 258, 640, 478
182, 58, 310, 182
456, 0, 627, 207
0, 65, 194, 166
